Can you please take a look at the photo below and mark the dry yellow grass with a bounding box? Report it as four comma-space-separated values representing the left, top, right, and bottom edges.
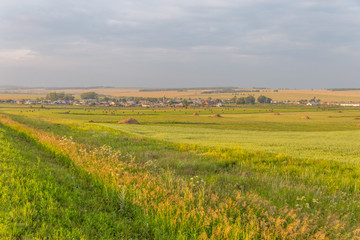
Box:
0, 93, 44, 100
1, 87, 360, 102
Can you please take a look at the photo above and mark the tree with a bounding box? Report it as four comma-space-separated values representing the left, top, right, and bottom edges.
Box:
257, 95, 267, 103
181, 99, 189, 107
64, 93, 75, 101
236, 97, 246, 104
245, 95, 255, 104
80, 92, 98, 99
257, 95, 272, 103
231, 96, 237, 103
310, 97, 316, 102
45, 92, 74, 101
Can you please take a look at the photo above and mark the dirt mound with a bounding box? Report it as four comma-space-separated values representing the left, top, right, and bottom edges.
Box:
211, 114, 221, 117
273, 112, 280, 115
193, 112, 199, 116
118, 118, 140, 124
301, 116, 310, 119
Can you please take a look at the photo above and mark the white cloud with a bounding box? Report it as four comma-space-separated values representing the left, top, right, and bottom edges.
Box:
0, 49, 36, 62
107, 19, 139, 27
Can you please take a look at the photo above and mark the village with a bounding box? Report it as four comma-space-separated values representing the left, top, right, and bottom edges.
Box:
1, 94, 360, 107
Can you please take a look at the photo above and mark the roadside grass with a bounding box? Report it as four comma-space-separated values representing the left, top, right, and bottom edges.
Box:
0, 122, 150, 239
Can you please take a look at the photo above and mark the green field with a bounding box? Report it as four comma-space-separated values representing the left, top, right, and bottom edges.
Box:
1, 104, 360, 239
102, 123, 360, 164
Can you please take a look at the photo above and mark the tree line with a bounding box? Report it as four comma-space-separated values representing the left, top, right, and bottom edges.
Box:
45, 91, 273, 104
231, 95, 272, 104
45, 92, 99, 101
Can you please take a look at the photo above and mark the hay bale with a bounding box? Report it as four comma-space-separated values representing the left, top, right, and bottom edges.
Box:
273, 112, 280, 115
301, 116, 310, 119
211, 114, 221, 118
193, 112, 199, 116
118, 118, 140, 124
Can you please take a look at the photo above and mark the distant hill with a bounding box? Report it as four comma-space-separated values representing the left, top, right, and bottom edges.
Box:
0, 85, 28, 90
44, 86, 115, 90
0, 86, 115, 90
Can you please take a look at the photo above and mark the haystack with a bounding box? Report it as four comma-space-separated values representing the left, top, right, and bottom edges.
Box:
301, 116, 310, 119
193, 112, 199, 116
211, 114, 221, 117
118, 118, 140, 124
273, 112, 280, 115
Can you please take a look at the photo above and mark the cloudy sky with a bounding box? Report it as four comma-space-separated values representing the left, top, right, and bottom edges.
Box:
1, 0, 360, 88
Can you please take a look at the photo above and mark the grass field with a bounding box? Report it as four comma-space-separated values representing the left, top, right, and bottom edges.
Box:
102, 123, 360, 164
1, 104, 360, 239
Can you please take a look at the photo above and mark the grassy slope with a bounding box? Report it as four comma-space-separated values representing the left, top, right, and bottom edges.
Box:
0, 123, 149, 239
1, 105, 360, 238
2, 113, 360, 236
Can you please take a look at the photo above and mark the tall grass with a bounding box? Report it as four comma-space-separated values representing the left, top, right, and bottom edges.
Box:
1, 115, 359, 239
0, 122, 150, 239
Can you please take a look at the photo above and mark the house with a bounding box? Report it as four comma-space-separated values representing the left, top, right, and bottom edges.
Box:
307, 102, 319, 106
340, 103, 360, 107
174, 103, 184, 108
25, 100, 36, 105
124, 101, 137, 107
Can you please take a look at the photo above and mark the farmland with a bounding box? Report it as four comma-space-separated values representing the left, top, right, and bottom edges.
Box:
2, 87, 360, 102
1, 104, 360, 239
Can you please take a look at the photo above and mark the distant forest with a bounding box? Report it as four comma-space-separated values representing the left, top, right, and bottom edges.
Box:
328, 88, 360, 91
139, 87, 236, 92
201, 89, 262, 94
139, 87, 273, 94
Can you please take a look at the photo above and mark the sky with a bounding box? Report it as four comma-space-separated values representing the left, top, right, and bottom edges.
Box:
1, 0, 360, 89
